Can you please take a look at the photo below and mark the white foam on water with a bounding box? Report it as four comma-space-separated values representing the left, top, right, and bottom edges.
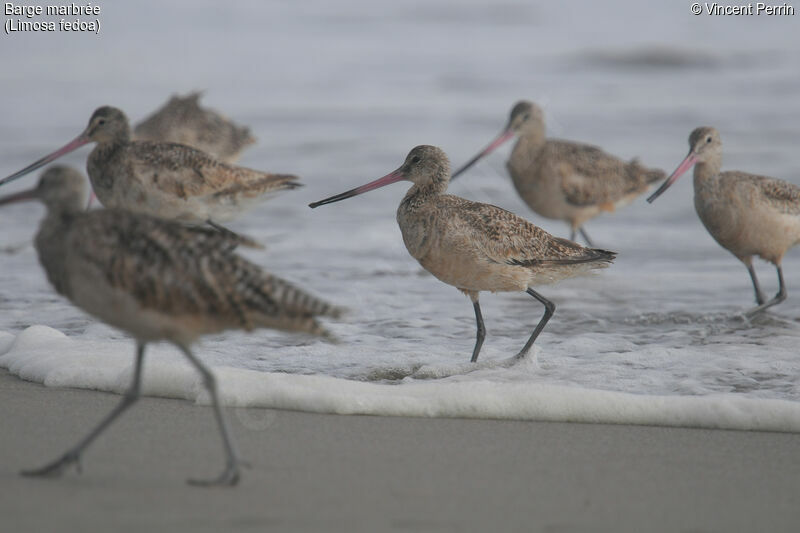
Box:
2, 325, 800, 433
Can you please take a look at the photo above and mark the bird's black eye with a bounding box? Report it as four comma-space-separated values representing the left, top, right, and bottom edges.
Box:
97, 119, 106, 126
706, 136, 711, 143
411, 156, 421, 164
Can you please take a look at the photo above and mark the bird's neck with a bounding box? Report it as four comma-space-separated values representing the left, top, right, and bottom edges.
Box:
402, 179, 448, 206
693, 156, 722, 185
99, 127, 132, 147
91, 136, 127, 161
518, 122, 546, 147
88, 140, 126, 192
512, 128, 546, 162
35, 210, 79, 297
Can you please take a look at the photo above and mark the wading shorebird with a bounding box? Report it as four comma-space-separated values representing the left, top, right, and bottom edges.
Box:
1, 165, 341, 486
310, 145, 615, 362
451, 101, 665, 246
134, 92, 256, 163
0, 106, 299, 234
647, 127, 800, 315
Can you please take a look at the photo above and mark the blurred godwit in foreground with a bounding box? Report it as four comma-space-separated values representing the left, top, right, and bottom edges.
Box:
647, 127, 800, 315
0, 106, 299, 233
1, 166, 341, 486
134, 92, 256, 163
452, 101, 665, 245
310, 145, 615, 362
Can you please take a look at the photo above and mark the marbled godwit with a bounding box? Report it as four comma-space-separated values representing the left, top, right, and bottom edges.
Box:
1, 165, 341, 486
134, 92, 256, 163
310, 145, 615, 362
647, 127, 800, 315
0, 106, 299, 232
452, 101, 665, 245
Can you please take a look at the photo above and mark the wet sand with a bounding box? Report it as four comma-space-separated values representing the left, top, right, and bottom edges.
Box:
1, 368, 798, 533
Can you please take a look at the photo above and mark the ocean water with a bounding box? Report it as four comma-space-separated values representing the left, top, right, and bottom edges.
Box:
2, 0, 800, 431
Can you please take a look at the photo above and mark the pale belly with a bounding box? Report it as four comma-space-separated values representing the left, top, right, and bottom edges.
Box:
509, 164, 603, 228
696, 196, 800, 264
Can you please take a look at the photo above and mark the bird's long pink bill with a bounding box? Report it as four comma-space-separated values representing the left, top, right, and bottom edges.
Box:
0, 186, 38, 206
0, 134, 90, 187
309, 170, 405, 208
646, 153, 698, 204
451, 129, 515, 180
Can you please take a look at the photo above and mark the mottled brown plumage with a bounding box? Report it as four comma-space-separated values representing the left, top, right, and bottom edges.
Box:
648, 127, 800, 315
311, 145, 615, 362
1, 166, 340, 486
134, 92, 256, 163
452, 100, 665, 245
0, 106, 300, 229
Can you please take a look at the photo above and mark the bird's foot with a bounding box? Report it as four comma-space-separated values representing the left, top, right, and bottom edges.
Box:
513, 349, 533, 361
744, 306, 764, 319
746, 291, 787, 318
21, 451, 82, 478
186, 459, 248, 487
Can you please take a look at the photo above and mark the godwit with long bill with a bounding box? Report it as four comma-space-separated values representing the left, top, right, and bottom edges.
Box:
0, 106, 299, 235
451, 101, 665, 245
0, 165, 341, 486
647, 127, 800, 315
310, 145, 615, 362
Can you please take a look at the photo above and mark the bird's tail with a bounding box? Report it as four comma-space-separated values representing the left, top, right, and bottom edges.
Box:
646, 168, 666, 185
629, 159, 666, 186
542, 247, 616, 268
233, 125, 257, 148
264, 173, 303, 192
585, 248, 616, 268
248, 272, 345, 340
212, 172, 302, 202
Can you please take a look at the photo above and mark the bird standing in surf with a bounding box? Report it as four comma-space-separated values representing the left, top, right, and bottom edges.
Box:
0, 106, 299, 236
310, 145, 615, 362
647, 127, 800, 315
1, 165, 341, 486
451, 101, 665, 246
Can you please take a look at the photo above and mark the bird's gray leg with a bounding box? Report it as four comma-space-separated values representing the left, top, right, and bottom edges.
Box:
515, 288, 555, 359
21, 343, 146, 478
578, 227, 595, 247
470, 299, 487, 363
746, 264, 787, 317
776, 264, 788, 303
176, 344, 243, 487
746, 261, 766, 305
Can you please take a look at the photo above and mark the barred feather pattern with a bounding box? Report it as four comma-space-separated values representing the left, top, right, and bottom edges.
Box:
32, 173, 340, 344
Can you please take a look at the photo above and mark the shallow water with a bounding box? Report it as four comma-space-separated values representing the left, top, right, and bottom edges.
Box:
2, 1, 800, 429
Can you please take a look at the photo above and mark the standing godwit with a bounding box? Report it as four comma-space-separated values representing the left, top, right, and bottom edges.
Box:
0, 165, 341, 486
647, 127, 800, 315
310, 145, 615, 362
134, 92, 256, 163
0, 106, 299, 232
451, 101, 665, 245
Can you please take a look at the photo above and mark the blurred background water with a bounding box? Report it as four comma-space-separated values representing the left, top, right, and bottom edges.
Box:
2, 1, 800, 409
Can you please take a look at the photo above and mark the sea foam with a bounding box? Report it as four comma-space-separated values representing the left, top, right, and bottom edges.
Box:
3, 325, 800, 433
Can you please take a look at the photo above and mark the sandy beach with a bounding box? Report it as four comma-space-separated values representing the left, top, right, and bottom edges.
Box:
1, 369, 798, 533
